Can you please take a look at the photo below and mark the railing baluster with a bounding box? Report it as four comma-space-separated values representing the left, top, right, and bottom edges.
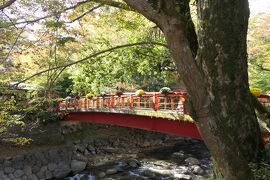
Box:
130, 94, 133, 109
65, 100, 68, 110
97, 97, 100, 108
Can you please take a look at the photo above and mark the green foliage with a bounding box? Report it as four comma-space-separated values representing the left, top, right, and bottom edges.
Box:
248, 13, 270, 92
24, 98, 61, 124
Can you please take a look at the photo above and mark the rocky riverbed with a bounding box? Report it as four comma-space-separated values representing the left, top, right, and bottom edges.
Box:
0, 122, 213, 180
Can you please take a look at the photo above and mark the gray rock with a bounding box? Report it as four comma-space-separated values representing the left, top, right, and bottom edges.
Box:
71, 160, 87, 173
106, 168, 118, 175
8, 173, 14, 179
98, 172, 106, 178
172, 151, 185, 159
72, 153, 87, 161
75, 144, 86, 152
4, 167, 14, 174
32, 166, 40, 174
142, 141, 151, 147
128, 161, 138, 168
21, 175, 28, 180
185, 157, 200, 166
28, 174, 38, 180
23, 166, 32, 175
45, 170, 53, 179
84, 149, 90, 156
48, 163, 57, 171
36, 170, 45, 179
0, 170, 5, 177
3, 178, 11, 180
14, 169, 24, 178
192, 165, 204, 175
13, 155, 24, 162
53, 165, 71, 179
174, 173, 192, 179
194, 176, 207, 180
13, 161, 24, 169
87, 145, 96, 154
3, 160, 11, 167
103, 147, 118, 153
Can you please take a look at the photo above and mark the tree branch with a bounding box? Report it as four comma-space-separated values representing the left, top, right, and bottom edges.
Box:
0, 0, 16, 10
123, 0, 162, 27
13, 41, 167, 86
66, 4, 102, 23
0, 0, 90, 27
1, 25, 27, 64
90, 0, 132, 11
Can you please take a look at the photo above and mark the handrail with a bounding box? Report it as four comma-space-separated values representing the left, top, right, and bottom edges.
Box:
57, 92, 188, 114
56, 92, 270, 114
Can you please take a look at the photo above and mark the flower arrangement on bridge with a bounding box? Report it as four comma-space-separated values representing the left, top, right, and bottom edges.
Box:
159, 87, 172, 95
86, 92, 94, 99
101, 91, 107, 98
135, 89, 145, 96
250, 87, 262, 97
115, 87, 124, 97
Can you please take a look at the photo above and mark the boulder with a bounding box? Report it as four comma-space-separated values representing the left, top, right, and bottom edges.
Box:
48, 163, 57, 171
71, 160, 87, 173
23, 166, 32, 175
192, 165, 204, 175
28, 174, 38, 180
4, 167, 14, 174
98, 172, 106, 178
185, 157, 200, 166
14, 169, 24, 178
106, 168, 118, 175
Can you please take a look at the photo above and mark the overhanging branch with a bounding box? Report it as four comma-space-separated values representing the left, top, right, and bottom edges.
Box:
13, 41, 167, 86
0, 0, 16, 10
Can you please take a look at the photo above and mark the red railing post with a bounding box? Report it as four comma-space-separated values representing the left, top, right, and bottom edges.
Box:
73, 98, 77, 110
111, 96, 115, 108
144, 97, 147, 108
121, 97, 125, 108
97, 97, 100, 108
130, 94, 133, 109
65, 100, 68, 110
153, 93, 159, 111
137, 97, 140, 108
171, 97, 174, 111
164, 96, 167, 110
183, 94, 188, 114
78, 99, 81, 110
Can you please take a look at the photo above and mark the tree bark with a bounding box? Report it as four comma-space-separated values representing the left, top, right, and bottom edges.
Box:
124, 0, 264, 179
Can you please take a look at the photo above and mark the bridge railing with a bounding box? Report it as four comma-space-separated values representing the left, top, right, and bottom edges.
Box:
57, 93, 270, 114
258, 94, 270, 108
57, 92, 188, 114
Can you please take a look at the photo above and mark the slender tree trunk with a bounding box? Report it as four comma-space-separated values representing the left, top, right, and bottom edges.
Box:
124, 0, 264, 179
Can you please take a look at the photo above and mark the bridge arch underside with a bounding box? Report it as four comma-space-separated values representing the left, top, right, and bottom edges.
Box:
63, 112, 202, 140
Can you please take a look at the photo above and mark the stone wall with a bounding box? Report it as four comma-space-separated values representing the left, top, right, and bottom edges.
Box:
0, 146, 87, 180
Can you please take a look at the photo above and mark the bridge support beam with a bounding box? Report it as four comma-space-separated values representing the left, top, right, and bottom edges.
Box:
63, 112, 202, 140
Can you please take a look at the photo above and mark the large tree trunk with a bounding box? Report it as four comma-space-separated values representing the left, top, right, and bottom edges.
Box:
124, 0, 264, 179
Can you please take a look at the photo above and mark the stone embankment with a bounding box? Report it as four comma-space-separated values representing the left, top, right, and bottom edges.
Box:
0, 145, 87, 180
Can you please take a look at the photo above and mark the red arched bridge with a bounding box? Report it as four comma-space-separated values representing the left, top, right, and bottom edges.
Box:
56, 92, 270, 144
